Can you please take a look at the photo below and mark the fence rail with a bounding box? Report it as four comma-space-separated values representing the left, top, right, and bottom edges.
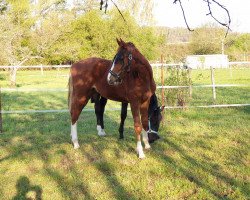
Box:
1, 61, 249, 69
0, 65, 70, 69
1, 84, 250, 92
1, 103, 250, 114
1, 62, 249, 115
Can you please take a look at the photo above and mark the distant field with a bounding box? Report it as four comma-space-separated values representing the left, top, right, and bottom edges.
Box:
0, 67, 249, 111
0, 107, 249, 199
1, 67, 250, 88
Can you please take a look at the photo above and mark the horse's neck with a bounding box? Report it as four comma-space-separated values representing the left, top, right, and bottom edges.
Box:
134, 53, 156, 92
135, 52, 153, 78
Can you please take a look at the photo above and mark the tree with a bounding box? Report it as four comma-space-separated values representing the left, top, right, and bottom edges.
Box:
225, 33, 250, 61
189, 24, 225, 55
0, 0, 34, 86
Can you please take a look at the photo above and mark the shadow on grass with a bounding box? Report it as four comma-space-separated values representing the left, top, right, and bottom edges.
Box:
2, 89, 249, 199
12, 176, 42, 200
1, 92, 137, 199
153, 108, 249, 199
2, 91, 67, 111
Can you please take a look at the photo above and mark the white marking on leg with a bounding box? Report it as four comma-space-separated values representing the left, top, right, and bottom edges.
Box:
136, 141, 145, 159
97, 125, 106, 136
71, 122, 79, 149
142, 129, 151, 149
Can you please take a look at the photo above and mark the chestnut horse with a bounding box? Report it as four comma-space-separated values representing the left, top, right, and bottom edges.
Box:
69, 39, 157, 158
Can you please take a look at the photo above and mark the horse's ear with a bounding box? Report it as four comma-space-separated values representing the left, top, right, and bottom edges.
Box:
117, 38, 126, 47
116, 38, 121, 46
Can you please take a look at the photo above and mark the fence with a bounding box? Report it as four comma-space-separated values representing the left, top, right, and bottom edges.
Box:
0, 62, 250, 116
1, 61, 250, 85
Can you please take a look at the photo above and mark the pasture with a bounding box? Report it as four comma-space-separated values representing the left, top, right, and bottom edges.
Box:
0, 108, 249, 199
0, 67, 250, 199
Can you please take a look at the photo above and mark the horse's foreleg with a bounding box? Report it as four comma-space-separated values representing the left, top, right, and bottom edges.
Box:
130, 102, 145, 159
140, 101, 151, 150
119, 102, 128, 139
71, 122, 79, 149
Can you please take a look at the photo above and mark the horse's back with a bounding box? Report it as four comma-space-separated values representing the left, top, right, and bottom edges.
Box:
71, 57, 107, 72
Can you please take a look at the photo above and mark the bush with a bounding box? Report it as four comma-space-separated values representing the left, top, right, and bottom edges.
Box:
164, 67, 191, 107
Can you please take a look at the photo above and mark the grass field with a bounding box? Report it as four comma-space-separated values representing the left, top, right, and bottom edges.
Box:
0, 68, 250, 111
0, 67, 249, 199
0, 107, 249, 199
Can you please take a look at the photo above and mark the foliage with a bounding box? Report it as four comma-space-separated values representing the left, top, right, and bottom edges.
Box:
46, 9, 160, 64
164, 67, 191, 107
0, 1, 160, 65
0, 1, 249, 65
189, 24, 225, 55
225, 33, 250, 61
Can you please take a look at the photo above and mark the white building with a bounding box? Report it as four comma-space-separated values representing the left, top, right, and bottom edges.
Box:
185, 54, 229, 69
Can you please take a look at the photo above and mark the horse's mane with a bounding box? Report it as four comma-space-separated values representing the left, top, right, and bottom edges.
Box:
148, 93, 158, 115
132, 45, 154, 82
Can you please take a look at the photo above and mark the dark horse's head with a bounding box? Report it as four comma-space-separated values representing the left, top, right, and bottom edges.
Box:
148, 93, 164, 143
107, 38, 134, 85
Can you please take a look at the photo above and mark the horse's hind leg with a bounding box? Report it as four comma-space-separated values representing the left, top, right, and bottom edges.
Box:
95, 96, 107, 136
70, 95, 90, 149
119, 102, 128, 139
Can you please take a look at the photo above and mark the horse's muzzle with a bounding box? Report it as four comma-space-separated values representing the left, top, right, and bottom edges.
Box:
107, 71, 122, 85
148, 132, 160, 143
108, 79, 122, 86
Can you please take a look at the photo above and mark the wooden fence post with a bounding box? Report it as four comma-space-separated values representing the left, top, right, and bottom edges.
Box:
40, 64, 44, 75
160, 55, 165, 124
10, 66, 17, 87
0, 87, 3, 133
229, 64, 233, 78
57, 65, 61, 77
188, 67, 192, 98
210, 66, 216, 103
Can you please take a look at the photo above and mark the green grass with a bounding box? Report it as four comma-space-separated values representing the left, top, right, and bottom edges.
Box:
1, 68, 250, 88
0, 67, 249, 199
0, 68, 250, 111
0, 107, 249, 199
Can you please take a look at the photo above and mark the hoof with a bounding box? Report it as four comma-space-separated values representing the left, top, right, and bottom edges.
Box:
98, 130, 106, 136
136, 148, 146, 159
145, 144, 151, 150
97, 126, 106, 136
139, 153, 146, 159
72, 140, 80, 149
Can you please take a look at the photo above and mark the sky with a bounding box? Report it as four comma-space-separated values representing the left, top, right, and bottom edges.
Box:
153, 0, 250, 33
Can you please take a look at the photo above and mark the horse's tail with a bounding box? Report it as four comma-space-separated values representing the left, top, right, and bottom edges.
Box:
68, 75, 73, 111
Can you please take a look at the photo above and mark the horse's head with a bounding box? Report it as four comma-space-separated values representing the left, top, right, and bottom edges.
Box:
147, 94, 165, 143
107, 38, 134, 85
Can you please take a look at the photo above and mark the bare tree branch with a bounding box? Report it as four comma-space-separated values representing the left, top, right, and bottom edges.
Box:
173, 0, 194, 32
174, 0, 231, 37
205, 0, 231, 37
110, 0, 127, 23
100, 0, 231, 37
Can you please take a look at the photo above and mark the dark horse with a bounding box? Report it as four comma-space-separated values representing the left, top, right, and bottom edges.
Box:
69, 39, 160, 158
91, 93, 164, 140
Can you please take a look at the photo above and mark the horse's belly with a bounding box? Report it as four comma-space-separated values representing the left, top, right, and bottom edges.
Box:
104, 95, 128, 102
94, 83, 128, 103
